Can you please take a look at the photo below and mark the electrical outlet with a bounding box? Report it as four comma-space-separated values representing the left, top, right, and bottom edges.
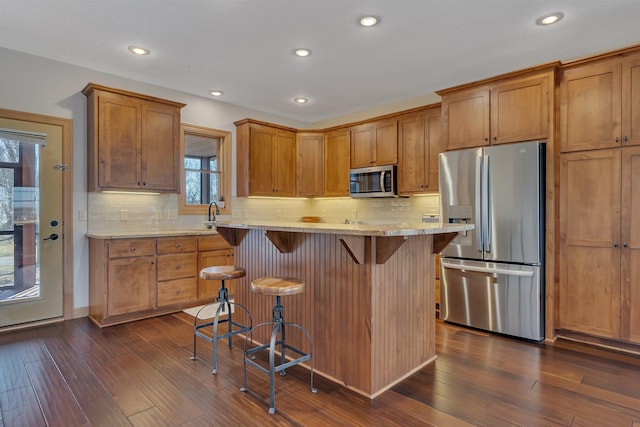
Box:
167, 210, 177, 220
120, 210, 128, 221
155, 209, 163, 220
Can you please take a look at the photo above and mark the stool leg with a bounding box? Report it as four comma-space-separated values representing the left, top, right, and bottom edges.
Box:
268, 321, 280, 415
190, 311, 199, 361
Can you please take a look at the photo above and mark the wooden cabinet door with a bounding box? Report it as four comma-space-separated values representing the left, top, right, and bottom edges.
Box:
398, 111, 426, 193
197, 249, 234, 300
141, 101, 180, 191
559, 149, 621, 338
107, 256, 156, 316
350, 122, 375, 168
97, 91, 141, 190
296, 133, 324, 197
622, 54, 640, 147
350, 119, 397, 168
490, 74, 550, 144
373, 118, 398, 165
426, 109, 444, 192
561, 61, 622, 152
274, 130, 296, 196
442, 87, 490, 150
248, 125, 276, 195
324, 129, 350, 196
621, 147, 640, 343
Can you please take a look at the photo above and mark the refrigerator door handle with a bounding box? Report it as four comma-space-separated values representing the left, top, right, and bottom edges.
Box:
483, 154, 491, 252
475, 154, 483, 252
441, 259, 535, 277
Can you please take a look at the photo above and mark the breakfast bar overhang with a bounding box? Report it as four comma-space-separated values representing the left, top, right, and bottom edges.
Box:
215, 221, 474, 398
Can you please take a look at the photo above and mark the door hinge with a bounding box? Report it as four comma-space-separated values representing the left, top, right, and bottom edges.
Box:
53, 164, 69, 171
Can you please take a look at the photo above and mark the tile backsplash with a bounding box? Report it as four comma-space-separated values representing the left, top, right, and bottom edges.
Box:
87, 193, 440, 233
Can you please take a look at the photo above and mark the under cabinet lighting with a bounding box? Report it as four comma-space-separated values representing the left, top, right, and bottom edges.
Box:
536, 12, 564, 26
128, 45, 150, 55
102, 190, 160, 195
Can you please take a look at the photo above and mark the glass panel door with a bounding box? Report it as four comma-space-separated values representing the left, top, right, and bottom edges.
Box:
0, 119, 63, 327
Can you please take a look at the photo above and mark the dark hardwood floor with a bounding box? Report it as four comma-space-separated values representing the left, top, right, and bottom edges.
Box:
1, 313, 639, 426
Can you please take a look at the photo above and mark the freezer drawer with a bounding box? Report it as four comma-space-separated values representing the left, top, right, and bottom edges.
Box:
440, 258, 544, 341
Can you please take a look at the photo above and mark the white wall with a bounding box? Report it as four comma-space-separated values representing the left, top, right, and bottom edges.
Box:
0, 47, 440, 316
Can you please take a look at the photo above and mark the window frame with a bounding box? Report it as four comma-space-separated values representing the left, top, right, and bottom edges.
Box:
178, 123, 231, 215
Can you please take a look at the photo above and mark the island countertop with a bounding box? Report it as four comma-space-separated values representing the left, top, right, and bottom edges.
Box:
213, 220, 473, 237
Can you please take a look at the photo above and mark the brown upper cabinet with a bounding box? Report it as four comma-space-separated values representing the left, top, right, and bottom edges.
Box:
235, 120, 297, 197
350, 118, 398, 168
560, 51, 640, 152
323, 128, 351, 197
439, 68, 555, 150
296, 132, 324, 197
83, 83, 185, 192
397, 106, 444, 194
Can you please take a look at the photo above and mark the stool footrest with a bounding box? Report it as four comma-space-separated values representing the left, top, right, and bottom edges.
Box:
194, 319, 251, 343
244, 343, 311, 374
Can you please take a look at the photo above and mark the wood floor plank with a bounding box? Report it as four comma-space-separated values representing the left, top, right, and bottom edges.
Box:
0, 345, 32, 392
24, 357, 88, 427
0, 385, 46, 427
128, 407, 174, 427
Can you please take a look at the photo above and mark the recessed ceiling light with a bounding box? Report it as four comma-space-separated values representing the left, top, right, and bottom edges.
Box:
128, 45, 150, 55
536, 12, 564, 26
294, 97, 308, 104
359, 16, 379, 27
209, 90, 223, 97
294, 48, 311, 57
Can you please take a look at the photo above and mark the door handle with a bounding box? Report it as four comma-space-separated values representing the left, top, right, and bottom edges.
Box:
44, 233, 59, 241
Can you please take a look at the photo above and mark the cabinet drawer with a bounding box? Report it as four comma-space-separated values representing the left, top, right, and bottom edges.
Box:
157, 253, 197, 281
157, 237, 197, 254
108, 239, 156, 259
198, 235, 232, 251
157, 277, 197, 306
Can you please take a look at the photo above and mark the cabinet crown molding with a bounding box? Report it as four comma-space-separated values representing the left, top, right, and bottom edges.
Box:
82, 83, 186, 108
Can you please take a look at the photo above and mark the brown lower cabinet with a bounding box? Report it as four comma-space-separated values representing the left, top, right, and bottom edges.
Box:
559, 147, 640, 344
89, 234, 233, 327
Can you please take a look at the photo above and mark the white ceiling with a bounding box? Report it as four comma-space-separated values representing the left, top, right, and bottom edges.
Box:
1, 0, 639, 124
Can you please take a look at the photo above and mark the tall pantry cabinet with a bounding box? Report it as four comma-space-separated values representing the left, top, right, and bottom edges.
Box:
558, 49, 640, 344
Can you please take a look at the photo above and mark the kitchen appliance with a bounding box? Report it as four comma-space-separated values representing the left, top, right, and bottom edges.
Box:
438, 141, 545, 341
349, 164, 397, 198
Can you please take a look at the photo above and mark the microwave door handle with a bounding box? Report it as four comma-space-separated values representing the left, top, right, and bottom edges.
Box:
380, 170, 385, 192
475, 154, 482, 252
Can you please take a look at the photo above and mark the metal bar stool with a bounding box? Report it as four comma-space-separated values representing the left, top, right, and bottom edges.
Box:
190, 265, 252, 375
240, 277, 317, 415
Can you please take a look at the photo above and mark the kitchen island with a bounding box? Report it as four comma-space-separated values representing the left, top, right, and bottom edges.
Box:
214, 220, 473, 398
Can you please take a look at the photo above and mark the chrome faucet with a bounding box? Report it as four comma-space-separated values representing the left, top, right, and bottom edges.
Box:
208, 201, 220, 222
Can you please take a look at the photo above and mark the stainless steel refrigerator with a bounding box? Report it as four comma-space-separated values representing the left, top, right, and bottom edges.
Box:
438, 141, 545, 341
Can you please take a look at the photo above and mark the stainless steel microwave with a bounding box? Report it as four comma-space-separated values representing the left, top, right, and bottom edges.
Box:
349, 165, 397, 198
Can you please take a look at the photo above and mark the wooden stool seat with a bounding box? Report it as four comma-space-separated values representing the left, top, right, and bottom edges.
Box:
199, 265, 246, 281
250, 277, 304, 296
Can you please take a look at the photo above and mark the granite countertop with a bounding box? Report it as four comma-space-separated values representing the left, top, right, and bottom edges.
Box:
86, 229, 219, 239
214, 220, 474, 237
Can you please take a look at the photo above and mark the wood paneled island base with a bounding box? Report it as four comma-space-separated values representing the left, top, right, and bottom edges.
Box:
216, 222, 469, 398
